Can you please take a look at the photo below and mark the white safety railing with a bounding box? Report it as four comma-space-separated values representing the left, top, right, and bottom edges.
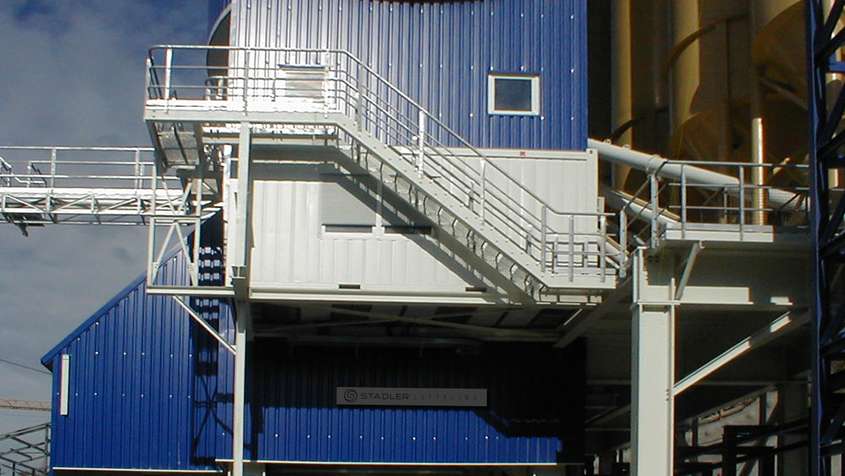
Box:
146, 45, 625, 283
618, 160, 809, 248
0, 146, 194, 226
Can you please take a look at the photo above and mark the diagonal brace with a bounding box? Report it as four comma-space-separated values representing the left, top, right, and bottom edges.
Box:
673, 310, 808, 396
172, 296, 236, 355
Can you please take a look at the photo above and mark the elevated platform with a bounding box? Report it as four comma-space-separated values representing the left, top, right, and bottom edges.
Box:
143, 45, 624, 302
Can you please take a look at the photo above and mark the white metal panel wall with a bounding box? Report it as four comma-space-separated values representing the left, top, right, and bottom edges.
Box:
248, 149, 596, 299
250, 171, 492, 297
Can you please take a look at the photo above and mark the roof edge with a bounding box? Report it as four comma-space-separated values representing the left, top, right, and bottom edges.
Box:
41, 271, 148, 369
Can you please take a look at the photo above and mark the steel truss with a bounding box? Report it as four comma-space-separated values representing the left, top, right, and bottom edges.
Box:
808, 1, 845, 474
0, 147, 190, 230
0, 423, 50, 475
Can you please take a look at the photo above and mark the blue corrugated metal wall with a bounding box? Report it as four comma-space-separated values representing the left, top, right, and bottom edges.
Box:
41, 221, 584, 469
210, 0, 588, 151
240, 345, 583, 464
42, 250, 235, 472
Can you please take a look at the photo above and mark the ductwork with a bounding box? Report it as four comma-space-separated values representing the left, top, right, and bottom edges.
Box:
588, 139, 801, 209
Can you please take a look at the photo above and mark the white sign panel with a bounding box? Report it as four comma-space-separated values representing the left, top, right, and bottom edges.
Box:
336, 387, 487, 407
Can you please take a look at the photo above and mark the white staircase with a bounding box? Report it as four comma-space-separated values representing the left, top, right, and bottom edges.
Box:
143, 46, 623, 299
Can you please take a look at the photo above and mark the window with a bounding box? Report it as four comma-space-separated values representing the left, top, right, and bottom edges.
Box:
488, 74, 540, 116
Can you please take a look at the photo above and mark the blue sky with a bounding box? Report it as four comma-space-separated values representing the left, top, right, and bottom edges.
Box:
0, 0, 208, 434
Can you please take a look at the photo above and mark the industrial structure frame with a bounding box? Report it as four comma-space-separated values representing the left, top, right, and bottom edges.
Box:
0, 1, 824, 474
807, 1, 845, 475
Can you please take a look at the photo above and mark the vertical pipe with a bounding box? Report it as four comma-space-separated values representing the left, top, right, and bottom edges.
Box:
670, 1, 700, 135
611, 0, 633, 189
750, 117, 766, 224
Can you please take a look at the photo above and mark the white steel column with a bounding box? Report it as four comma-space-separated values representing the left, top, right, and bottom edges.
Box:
630, 249, 675, 476
631, 304, 674, 476
231, 122, 252, 287
232, 300, 251, 476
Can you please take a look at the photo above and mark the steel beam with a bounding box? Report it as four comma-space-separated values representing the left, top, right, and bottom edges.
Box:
673, 310, 809, 396
674, 242, 703, 301
171, 296, 237, 355
0, 399, 50, 412
553, 278, 631, 348
303, 305, 557, 339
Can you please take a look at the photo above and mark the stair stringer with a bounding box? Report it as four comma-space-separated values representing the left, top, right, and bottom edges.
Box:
321, 115, 615, 298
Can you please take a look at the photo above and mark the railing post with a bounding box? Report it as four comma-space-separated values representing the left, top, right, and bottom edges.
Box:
145, 56, 152, 99
680, 164, 687, 239
541, 205, 548, 272
147, 166, 158, 287
650, 173, 659, 248
134, 149, 141, 192
241, 50, 249, 112
600, 214, 607, 283
49, 148, 57, 189
417, 110, 425, 176
619, 210, 628, 275
480, 159, 487, 220
738, 165, 745, 240
568, 215, 575, 282
163, 48, 172, 103
356, 89, 364, 132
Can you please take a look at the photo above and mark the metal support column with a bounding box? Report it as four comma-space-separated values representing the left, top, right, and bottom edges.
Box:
232, 300, 251, 476
631, 250, 674, 476
807, 1, 845, 474
631, 304, 674, 476
231, 122, 252, 290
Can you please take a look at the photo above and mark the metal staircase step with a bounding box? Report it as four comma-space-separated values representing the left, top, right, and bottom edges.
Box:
326, 116, 574, 298
151, 124, 204, 169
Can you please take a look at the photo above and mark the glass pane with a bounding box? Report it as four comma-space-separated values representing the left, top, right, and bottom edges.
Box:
494, 77, 533, 111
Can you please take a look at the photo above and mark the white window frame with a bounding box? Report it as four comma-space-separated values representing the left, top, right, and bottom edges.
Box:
487, 74, 541, 116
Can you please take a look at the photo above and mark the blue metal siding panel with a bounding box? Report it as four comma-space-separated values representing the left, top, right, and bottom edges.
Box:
240, 345, 583, 464
46, 249, 235, 472
227, 0, 588, 150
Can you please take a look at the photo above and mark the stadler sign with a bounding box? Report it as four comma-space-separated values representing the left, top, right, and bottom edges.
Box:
336, 387, 487, 407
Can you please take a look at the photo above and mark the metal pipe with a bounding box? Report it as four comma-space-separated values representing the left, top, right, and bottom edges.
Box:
670, 0, 699, 134
611, 0, 633, 188
588, 139, 798, 208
